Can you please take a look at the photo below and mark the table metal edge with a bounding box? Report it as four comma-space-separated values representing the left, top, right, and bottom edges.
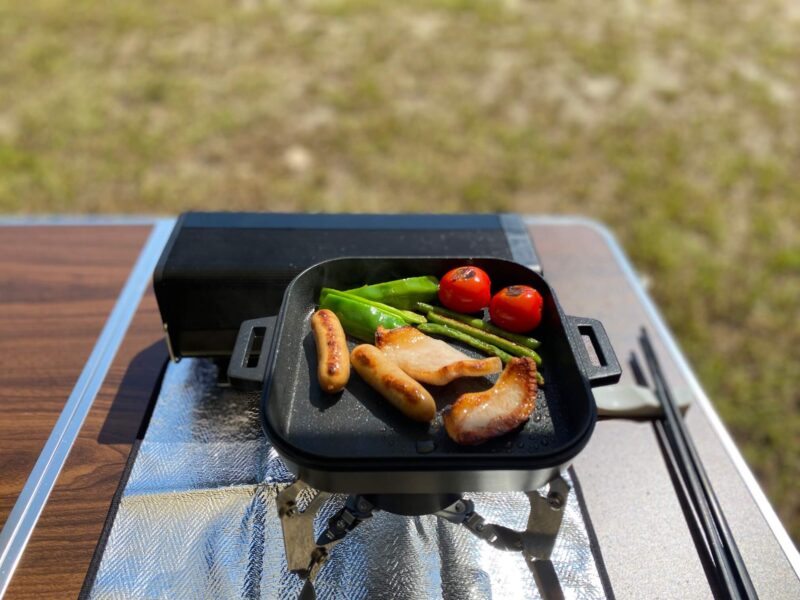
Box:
0, 215, 166, 226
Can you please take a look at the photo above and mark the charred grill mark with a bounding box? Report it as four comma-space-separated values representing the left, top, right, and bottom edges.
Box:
315, 309, 343, 367
507, 357, 539, 396
375, 325, 413, 349
312, 309, 349, 393
467, 359, 495, 372
380, 374, 420, 404
326, 335, 340, 359
316, 309, 333, 327
318, 310, 339, 348
353, 349, 375, 368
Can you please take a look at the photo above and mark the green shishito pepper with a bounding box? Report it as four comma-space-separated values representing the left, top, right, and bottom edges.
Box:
320, 288, 425, 325
318, 288, 417, 341
345, 276, 439, 310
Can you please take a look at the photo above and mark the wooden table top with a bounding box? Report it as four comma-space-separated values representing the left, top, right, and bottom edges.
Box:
0, 217, 797, 599
0, 226, 152, 528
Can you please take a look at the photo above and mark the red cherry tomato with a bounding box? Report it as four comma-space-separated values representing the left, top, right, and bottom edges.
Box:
489, 285, 543, 333
438, 266, 492, 313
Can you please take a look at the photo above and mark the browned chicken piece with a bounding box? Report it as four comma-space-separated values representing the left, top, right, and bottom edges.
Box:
375, 326, 502, 386
443, 357, 538, 445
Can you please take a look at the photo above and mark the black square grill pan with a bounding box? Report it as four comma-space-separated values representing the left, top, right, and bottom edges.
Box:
260, 257, 621, 494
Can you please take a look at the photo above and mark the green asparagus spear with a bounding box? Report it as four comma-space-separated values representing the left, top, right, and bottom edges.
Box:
416, 302, 540, 349
418, 323, 513, 362
426, 312, 542, 365
417, 323, 545, 385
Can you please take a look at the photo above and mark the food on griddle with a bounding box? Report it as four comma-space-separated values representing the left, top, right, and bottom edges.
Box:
489, 285, 543, 333
346, 276, 440, 310
375, 325, 502, 386
321, 288, 426, 324
425, 312, 542, 366
319, 288, 410, 341
416, 302, 540, 350
350, 344, 436, 422
443, 357, 538, 445
438, 266, 492, 313
417, 322, 513, 364
310, 309, 350, 393
313, 268, 547, 429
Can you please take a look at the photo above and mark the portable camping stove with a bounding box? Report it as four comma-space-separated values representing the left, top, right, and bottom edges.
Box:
277, 476, 570, 599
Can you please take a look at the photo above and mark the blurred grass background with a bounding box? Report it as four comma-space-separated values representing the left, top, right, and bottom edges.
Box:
1, 0, 798, 542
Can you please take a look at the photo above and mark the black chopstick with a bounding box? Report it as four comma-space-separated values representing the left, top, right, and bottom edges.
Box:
639, 328, 758, 600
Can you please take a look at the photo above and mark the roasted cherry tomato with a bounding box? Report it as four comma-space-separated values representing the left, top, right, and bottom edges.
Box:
489, 285, 543, 333
438, 266, 492, 313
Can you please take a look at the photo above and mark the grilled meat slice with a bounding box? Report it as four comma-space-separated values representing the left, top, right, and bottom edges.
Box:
375, 326, 502, 386
443, 357, 538, 445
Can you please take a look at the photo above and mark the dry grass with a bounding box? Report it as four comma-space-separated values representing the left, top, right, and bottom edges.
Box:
1, 0, 798, 542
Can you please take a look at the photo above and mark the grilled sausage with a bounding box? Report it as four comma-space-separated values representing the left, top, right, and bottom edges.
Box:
350, 344, 436, 422
311, 309, 350, 393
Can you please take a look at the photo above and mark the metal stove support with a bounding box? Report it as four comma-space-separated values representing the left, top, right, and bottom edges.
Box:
277, 482, 376, 599
276, 481, 331, 582
434, 475, 569, 559
435, 475, 570, 600
277, 475, 570, 600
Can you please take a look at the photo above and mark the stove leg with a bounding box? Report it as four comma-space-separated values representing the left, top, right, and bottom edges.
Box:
434, 474, 571, 599
523, 475, 570, 600
277, 481, 377, 598
522, 474, 570, 560
528, 559, 566, 600
316, 494, 376, 546
276, 481, 333, 580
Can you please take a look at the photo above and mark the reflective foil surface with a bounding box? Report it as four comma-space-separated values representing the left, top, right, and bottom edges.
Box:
88, 359, 608, 600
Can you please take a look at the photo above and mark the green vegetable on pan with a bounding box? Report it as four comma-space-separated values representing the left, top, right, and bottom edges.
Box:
346, 276, 439, 310
425, 312, 542, 365
319, 290, 407, 341
416, 302, 540, 349
418, 322, 545, 385
418, 322, 513, 362
320, 288, 426, 325
399, 309, 425, 323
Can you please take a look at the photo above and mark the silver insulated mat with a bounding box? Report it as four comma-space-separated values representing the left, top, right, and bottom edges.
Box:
86, 359, 609, 600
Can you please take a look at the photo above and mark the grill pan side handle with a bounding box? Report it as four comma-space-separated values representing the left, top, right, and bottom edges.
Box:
227, 316, 276, 390
566, 316, 622, 387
